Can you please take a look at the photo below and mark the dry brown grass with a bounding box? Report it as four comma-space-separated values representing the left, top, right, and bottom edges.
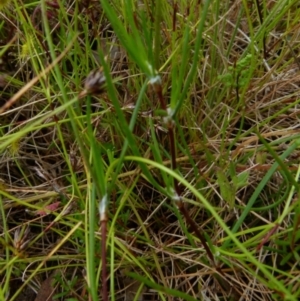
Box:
1, 1, 300, 300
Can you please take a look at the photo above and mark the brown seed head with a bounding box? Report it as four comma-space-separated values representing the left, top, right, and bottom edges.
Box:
84, 68, 106, 94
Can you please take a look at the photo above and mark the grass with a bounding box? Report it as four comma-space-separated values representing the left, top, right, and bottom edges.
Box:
1, 0, 300, 300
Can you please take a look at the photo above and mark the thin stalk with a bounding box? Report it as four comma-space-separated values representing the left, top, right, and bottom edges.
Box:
99, 195, 108, 301
101, 211, 108, 301
153, 0, 161, 70
151, 77, 216, 268
254, 0, 267, 58
150, 3, 240, 293
172, 1, 177, 32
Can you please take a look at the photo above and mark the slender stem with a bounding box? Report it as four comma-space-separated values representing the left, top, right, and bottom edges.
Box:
154, 0, 162, 70
101, 218, 108, 301
178, 202, 215, 264
152, 78, 216, 266
100, 210, 108, 301
99, 195, 108, 301
255, 0, 267, 58
151, 60, 241, 301
172, 1, 177, 32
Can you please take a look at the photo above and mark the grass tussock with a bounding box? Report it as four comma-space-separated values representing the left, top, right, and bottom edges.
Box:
1, 0, 300, 300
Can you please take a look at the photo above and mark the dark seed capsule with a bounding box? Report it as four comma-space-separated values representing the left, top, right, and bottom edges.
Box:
84, 68, 106, 94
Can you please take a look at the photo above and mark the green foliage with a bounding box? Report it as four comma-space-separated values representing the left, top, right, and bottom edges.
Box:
218, 54, 252, 88
53, 275, 79, 300
1, 0, 300, 300
217, 169, 249, 208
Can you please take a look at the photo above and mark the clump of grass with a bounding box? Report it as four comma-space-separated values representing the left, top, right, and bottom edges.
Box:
1, 1, 300, 301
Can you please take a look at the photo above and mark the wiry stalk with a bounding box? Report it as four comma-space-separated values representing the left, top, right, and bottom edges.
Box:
83, 70, 109, 300
99, 195, 108, 301
254, 0, 267, 59
151, 77, 241, 299
151, 79, 216, 266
